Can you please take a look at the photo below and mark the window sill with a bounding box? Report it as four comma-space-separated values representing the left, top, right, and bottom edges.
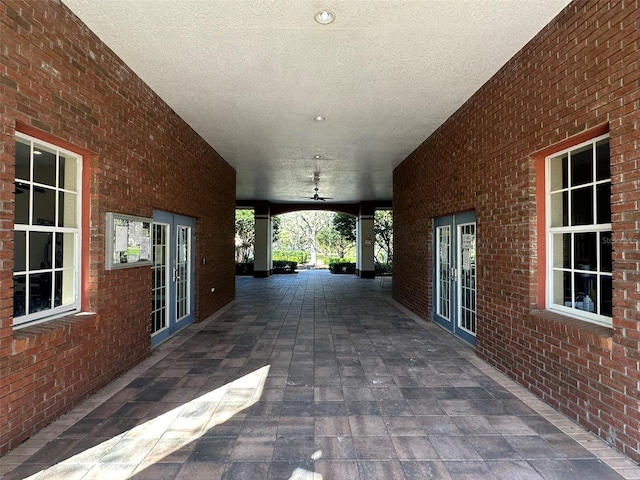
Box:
12, 312, 98, 354
527, 310, 613, 351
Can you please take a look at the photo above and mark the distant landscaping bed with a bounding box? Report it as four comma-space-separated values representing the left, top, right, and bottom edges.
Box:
235, 260, 298, 275
329, 262, 356, 274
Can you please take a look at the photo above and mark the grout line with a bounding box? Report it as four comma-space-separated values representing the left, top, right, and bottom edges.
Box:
393, 298, 640, 479
0, 300, 238, 474
466, 355, 640, 478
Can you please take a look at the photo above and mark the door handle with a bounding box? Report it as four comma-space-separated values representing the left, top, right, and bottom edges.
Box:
172, 266, 179, 282
449, 267, 457, 282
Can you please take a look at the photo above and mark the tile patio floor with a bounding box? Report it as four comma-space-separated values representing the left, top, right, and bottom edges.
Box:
2, 270, 639, 480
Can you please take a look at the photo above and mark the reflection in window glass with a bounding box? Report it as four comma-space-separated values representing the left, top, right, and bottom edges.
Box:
13, 134, 81, 327
547, 135, 611, 326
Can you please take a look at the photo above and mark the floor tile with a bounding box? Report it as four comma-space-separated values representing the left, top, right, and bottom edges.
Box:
2, 271, 637, 480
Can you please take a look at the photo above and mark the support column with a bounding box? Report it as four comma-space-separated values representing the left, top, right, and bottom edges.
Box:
357, 203, 376, 279
253, 202, 272, 277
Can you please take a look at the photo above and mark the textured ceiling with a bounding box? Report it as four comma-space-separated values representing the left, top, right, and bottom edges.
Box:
62, 0, 571, 204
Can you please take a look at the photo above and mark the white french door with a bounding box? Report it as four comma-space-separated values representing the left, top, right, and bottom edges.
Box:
151, 211, 195, 347
433, 211, 477, 346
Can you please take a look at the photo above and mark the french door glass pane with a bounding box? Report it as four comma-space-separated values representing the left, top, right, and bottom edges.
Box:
459, 223, 476, 334
437, 226, 450, 320
151, 223, 168, 335
176, 226, 190, 320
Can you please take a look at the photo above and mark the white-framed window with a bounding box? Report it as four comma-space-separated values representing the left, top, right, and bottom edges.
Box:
13, 133, 82, 328
546, 134, 612, 327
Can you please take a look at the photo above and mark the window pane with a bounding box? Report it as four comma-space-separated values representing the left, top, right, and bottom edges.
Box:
14, 276, 26, 317
59, 191, 78, 227
30, 232, 53, 270
14, 231, 26, 273
601, 231, 612, 273
549, 154, 568, 191
15, 140, 31, 180
59, 268, 75, 306
596, 183, 611, 224
571, 144, 593, 186
30, 272, 52, 313
54, 271, 63, 307
55, 233, 75, 269
600, 276, 612, 317
55, 233, 64, 268
33, 187, 56, 226
575, 232, 597, 271
571, 187, 593, 225
552, 233, 571, 269
550, 191, 568, 227
15, 182, 30, 225
574, 272, 596, 312
59, 155, 79, 192
596, 139, 610, 181
553, 270, 572, 307
33, 145, 57, 187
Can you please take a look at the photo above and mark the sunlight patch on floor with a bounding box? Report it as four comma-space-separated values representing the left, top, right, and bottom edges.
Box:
25, 365, 271, 480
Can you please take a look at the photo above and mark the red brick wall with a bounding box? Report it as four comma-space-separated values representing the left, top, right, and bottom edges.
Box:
394, 0, 640, 461
0, 0, 235, 454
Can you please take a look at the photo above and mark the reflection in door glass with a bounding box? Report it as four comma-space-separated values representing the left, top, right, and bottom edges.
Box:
176, 226, 191, 320
151, 223, 168, 335
458, 223, 476, 335
436, 226, 451, 320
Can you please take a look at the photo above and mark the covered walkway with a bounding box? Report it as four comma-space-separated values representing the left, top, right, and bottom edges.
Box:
2, 271, 638, 480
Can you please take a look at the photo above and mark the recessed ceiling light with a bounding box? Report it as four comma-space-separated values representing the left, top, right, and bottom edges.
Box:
314, 155, 322, 159
314, 116, 325, 122
315, 10, 335, 25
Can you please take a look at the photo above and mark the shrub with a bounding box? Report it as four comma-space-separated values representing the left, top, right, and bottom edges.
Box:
329, 257, 356, 264
272, 250, 308, 264
329, 262, 356, 274
235, 262, 254, 275
272, 260, 298, 274
375, 262, 393, 275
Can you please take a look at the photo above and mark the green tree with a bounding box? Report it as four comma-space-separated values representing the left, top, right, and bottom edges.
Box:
375, 210, 393, 264
275, 211, 335, 265
272, 215, 281, 243
333, 213, 356, 243
235, 209, 254, 262
330, 213, 357, 258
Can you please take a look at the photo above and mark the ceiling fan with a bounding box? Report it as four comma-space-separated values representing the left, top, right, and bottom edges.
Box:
305, 184, 333, 201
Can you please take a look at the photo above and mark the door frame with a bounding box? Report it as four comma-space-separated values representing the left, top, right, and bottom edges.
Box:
433, 211, 477, 346
151, 211, 196, 348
